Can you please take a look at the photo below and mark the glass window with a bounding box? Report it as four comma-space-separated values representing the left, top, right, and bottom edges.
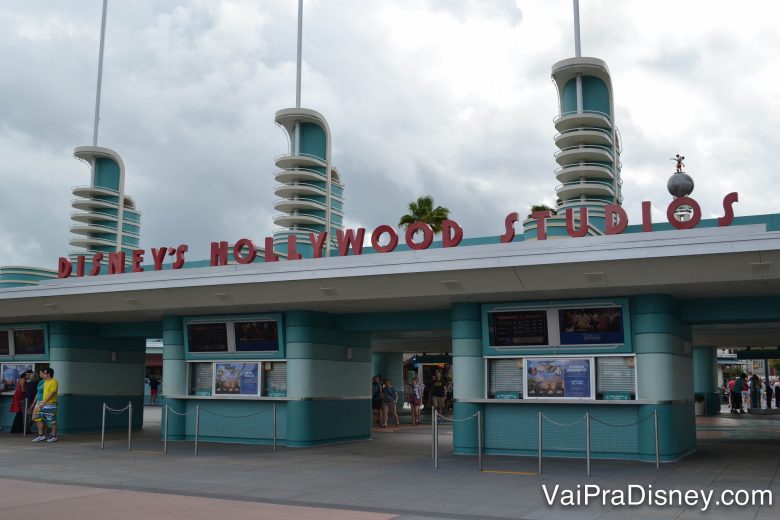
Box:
263, 362, 287, 397
0, 331, 9, 355
189, 363, 213, 396
187, 323, 228, 352
596, 356, 636, 400
234, 321, 279, 352
214, 363, 259, 395
13, 329, 45, 355
488, 358, 524, 399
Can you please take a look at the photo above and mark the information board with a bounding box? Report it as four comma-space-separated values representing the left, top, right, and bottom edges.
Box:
488, 310, 548, 347
215, 363, 259, 395
187, 323, 228, 352
526, 358, 592, 399
1, 363, 34, 392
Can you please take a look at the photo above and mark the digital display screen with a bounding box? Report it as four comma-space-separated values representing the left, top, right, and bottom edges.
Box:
187, 323, 229, 352
13, 329, 45, 355
488, 310, 548, 346
558, 307, 624, 345
234, 321, 279, 352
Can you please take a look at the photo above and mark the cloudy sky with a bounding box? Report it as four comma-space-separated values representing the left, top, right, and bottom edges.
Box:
1, 0, 778, 268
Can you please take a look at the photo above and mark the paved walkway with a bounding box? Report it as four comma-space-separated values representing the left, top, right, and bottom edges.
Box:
0, 407, 778, 519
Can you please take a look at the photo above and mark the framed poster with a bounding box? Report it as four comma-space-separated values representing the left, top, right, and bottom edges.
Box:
1, 363, 34, 392
525, 358, 593, 399
234, 321, 279, 352
214, 363, 259, 395
187, 323, 229, 352
558, 307, 624, 345
488, 310, 548, 347
189, 363, 214, 396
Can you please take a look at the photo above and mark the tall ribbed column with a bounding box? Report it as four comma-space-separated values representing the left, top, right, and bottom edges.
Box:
162, 316, 186, 439
451, 303, 483, 454
633, 294, 696, 461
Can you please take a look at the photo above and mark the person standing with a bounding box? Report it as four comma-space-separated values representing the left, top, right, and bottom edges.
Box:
148, 376, 160, 406
381, 378, 399, 428
408, 377, 422, 425
24, 370, 38, 433
33, 368, 58, 443
430, 371, 447, 418
774, 379, 780, 409
9, 370, 30, 433
766, 378, 774, 409
750, 374, 761, 409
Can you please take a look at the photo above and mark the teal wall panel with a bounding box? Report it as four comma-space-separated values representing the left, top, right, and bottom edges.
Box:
693, 347, 720, 415
286, 400, 370, 446
57, 395, 144, 434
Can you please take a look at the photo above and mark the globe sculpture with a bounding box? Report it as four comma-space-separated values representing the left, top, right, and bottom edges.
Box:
667, 171, 694, 198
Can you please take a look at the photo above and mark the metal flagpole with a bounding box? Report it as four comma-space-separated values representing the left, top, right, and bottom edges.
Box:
573, 0, 582, 58
295, 0, 303, 109
93, 0, 108, 146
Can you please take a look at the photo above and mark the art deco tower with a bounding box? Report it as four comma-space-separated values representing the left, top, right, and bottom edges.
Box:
524, 0, 622, 238
272, 1, 344, 257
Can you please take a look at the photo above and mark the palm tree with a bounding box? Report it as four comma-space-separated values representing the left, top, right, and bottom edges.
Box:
527, 204, 557, 219
398, 195, 450, 234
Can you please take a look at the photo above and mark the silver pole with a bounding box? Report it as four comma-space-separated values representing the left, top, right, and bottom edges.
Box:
93, 0, 108, 146
23, 398, 28, 437
295, 0, 303, 108
194, 405, 200, 456
434, 412, 439, 470
431, 408, 435, 459
127, 401, 132, 452
573, 0, 582, 58
272, 404, 277, 452
654, 409, 660, 469
538, 412, 543, 475
477, 411, 483, 472
163, 404, 169, 454
585, 412, 591, 477
100, 403, 106, 449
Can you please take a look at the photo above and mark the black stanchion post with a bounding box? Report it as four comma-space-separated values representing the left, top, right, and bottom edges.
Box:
100, 403, 106, 450
654, 409, 660, 469
194, 405, 200, 456
127, 401, 132, 452
477, 410, 483, 472
163, 404, 169, 454
272, 403, 277, 452
538, 412, 543, 475
585, 412, 591, 477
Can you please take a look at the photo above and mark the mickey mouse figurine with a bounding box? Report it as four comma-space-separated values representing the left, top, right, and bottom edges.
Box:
670, 154, 685, 173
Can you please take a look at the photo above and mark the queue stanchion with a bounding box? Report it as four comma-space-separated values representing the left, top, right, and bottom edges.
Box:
477, 410, 483, 472
100, 403, 106, 449
194, 405, 200, 456
23, 398, 28, 438
272, 403, 277, 452
434, 411, 439, 470
431, 408, 435, 459
654, 409, 660, 469
127, 401, 133, 452
585, 412, 591, 477
163, 404, 169, 454
538, 412, 543, 475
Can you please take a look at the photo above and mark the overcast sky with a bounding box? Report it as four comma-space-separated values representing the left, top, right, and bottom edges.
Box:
1, 0, 778, 269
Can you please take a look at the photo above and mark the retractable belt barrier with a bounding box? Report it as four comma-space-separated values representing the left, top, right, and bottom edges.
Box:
433, 409, 661, 475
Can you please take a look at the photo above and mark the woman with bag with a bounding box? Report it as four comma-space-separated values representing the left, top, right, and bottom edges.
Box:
10, 370, 31, 433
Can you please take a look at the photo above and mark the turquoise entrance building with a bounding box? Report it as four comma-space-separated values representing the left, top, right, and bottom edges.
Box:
2, 5, 780, 464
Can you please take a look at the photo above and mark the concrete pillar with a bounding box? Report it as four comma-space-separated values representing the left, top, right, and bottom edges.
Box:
693, 347, 720, 415
451, 303, 483, 454
161, 316, 186, 438
633, 294, 696, 461
285, 311, 372, 446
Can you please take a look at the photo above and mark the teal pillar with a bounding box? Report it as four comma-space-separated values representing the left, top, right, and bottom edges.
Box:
693, 347, 720, 415
162, 316, 186, 439
285, 311, 372, 446
633, 295, 696, 461
451, 303, 483, 454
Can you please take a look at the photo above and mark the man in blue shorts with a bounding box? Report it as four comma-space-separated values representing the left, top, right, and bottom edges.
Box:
33, 368, 58, 443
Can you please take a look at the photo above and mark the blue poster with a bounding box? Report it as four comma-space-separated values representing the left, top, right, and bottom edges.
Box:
1, 363, 33, 392
563, 359, 591, 398
238, 364, 259, 395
